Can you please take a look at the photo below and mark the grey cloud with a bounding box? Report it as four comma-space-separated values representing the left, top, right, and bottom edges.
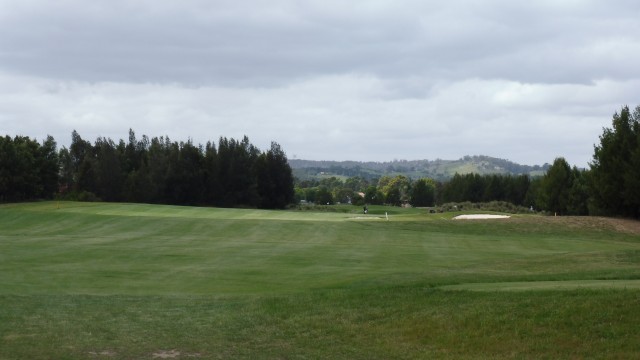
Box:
3, 0, 639, 88
2, 0, 640, 167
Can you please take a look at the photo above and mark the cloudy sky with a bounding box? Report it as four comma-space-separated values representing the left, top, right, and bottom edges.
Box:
1, 0, 639, 166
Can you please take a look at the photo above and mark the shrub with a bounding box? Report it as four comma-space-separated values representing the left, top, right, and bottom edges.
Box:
437, 201, 535, 214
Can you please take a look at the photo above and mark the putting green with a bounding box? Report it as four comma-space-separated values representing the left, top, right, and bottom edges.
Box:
440, 279, 640, 291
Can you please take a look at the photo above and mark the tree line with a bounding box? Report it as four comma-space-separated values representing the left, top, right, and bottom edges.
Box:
1, 105, 639, 218
295, 105, 640, 218
0, 135, 59, 202
295, 161, 587, 215
1, 130, 294, 209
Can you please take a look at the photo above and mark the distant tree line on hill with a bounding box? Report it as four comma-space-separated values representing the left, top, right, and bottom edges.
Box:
0, 130, 294, 209
294, 105, 640, 218
295, 162, 588, 215
290, 156, 549, 181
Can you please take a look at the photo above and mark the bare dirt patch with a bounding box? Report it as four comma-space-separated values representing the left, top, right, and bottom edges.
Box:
153, 350, 181, 359
152, 350, 202, 359
548, 216, 640, 235
453, 214, 511, 220
608, 218, 640, 235
3, 334, 36, 341
88, 350, 116, 357
505, 216, 640, 235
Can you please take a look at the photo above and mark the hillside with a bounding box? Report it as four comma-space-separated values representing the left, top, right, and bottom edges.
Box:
290, 155, 550, 181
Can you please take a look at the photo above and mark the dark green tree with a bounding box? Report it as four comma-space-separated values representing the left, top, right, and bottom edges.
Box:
315, 186, 334, 205
165, 140, 205, 205
94, 137, 124, 201
76, 154, 98, 197
508, 175, 530, 206
590, 105, 640, 218
483, 175, 504, 202
217, 136, 259, 207
304, 188, 318, 204
13, 136, 41, 200
69, 130, 92, 177
538, 157, 572, 215
410, 178, 435, 207
344, 176, 369, 192
567, 167, 589, 215
333, 187, 355, 204
385, 187, 401, 206
203, 141, 220, 205
256, 142, 294, 209
0, 136, 18, 201
37, 135, 59, 198
364, 185, 383, 205
0, 135, 59, 202
58, 147, 74, 194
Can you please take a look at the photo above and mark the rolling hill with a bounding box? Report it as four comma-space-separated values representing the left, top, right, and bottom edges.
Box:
290, 155, 550, 181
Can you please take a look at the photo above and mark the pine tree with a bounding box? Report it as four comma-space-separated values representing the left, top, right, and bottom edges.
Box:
538, 157, 572, 215
590, 105, 640, 218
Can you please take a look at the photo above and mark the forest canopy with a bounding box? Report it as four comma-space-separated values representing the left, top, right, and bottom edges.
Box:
1, 130, 294, 209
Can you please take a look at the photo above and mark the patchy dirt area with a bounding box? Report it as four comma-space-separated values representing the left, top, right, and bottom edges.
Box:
453, 214, 511, 220
547, 216, 640, 235
152, 350, 201, 358
153, 350, 181, 359
88, 350, 116, 357
608, 217, 640, 235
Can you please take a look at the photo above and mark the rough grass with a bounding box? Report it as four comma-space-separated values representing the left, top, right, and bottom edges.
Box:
1, 201, 640, 359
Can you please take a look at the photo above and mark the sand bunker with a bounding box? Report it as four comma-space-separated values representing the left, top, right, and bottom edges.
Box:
453, 214, 511, 220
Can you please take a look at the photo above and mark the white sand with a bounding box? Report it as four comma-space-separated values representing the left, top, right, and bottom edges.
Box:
453, 214, 511, 220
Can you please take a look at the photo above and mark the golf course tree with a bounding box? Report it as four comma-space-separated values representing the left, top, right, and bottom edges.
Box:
536, 157, 590, 216
344, 176, 370, 192
590, 105, 640, 218
315, 186, 334, 205
439, 173, 533, 206
255, 142, 295, 209
364, 185, 383, 205
410, 178, 435, 207
294, 176, 366, 205
0, 135, 59, 202
385, 187, 402, 206
53, 130, 295, 209
379, 175, 411, 205
536, 157, 572, 215
164, 139, 206, 206
567, 167, 590, 216
442, 173, 485, 203
94, 137, 125, 202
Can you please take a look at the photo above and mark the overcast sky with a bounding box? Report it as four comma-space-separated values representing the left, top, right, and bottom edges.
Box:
1, 0, 639, 166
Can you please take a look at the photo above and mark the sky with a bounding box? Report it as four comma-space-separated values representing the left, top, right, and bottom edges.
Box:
1, 0, 639, 167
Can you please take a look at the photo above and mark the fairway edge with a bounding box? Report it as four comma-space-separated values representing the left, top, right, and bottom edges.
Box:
440, 279, 640, 291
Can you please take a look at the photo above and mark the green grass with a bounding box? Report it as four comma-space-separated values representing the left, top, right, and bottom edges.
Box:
1, 201, 640, 359
441, 279, 640, 291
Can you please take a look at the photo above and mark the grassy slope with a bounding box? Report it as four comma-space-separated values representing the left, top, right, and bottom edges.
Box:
1, 202, 640, 359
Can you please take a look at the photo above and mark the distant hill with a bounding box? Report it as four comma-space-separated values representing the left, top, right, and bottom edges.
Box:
289, 155, 550, 181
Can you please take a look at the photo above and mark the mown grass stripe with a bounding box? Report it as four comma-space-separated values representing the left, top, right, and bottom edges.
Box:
440, 279, 640, 291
